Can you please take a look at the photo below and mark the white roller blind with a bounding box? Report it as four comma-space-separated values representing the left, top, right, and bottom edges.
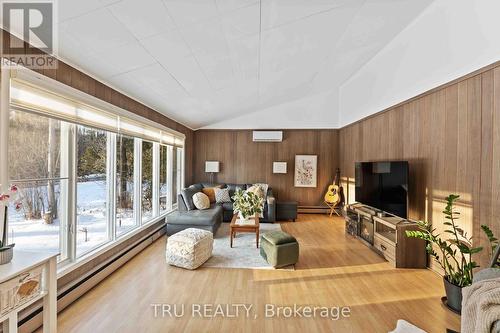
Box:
10, 78, 185, 147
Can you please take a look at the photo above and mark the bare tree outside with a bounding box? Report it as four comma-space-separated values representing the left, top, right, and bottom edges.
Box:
116, 135, 135, 234
76, 125, 108, 256
142, 141, 153, 221
46, 118, 58, 223
9, 111, 61, 222
159, 145, 168, 213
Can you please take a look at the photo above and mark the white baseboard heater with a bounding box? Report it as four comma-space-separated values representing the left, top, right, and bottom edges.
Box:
298, 206, 331, 214
18, 223, 166, 333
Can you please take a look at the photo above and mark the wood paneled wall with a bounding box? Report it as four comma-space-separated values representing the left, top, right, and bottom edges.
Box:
338, 62, 500, 268
1, 30, 194, 183
193, 129, 339, 206
4, 27, 499, 267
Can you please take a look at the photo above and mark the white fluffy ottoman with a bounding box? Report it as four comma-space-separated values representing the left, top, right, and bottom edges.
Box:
166, 228, 213, 270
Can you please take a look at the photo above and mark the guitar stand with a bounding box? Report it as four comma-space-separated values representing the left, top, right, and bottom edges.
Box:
325, 201, 341, 217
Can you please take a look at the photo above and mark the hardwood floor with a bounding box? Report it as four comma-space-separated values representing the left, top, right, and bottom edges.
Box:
51, 214, 460, 333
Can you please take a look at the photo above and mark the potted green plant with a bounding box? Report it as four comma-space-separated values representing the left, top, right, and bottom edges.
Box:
232, 189, 263, 221
481, 224, 500, 268
406, 194, 483, 313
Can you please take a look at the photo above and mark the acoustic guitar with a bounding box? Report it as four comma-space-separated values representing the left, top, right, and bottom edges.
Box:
324, 168, 341, 205
324, 168, 344, 217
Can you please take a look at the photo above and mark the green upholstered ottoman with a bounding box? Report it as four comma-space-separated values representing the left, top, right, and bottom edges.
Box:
260, 231, 299, 268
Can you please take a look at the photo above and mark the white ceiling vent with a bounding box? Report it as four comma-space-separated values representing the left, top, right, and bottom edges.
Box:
252, 131, 283, 142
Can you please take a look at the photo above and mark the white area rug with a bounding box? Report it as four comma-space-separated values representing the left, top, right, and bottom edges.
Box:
203, 222, 282, 269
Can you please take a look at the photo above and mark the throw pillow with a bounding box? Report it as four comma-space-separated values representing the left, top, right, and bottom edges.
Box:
214, 188, 231, 204
253, 183, 269, 201
249, 183, 268, 218
247, 185, 265, 200
181, 185, 201, 211
192, 192, 210, 210
202, 185, 221, 203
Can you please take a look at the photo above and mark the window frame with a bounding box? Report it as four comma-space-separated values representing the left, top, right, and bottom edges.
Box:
115, 134, 139, 238
6, 111, 72, 264
140, 139, 155, 225
74, 124, 113, 259
158, 144, 171, 215
152, 142, 160, 219
0, 66, 186, 275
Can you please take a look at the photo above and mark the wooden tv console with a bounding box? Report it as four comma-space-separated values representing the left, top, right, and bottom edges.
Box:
344, 203, 426, 268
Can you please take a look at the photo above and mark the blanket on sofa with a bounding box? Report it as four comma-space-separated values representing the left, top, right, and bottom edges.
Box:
461, 277, 500, 333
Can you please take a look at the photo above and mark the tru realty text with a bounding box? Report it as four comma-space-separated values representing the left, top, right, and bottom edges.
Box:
151, 303, 351, 321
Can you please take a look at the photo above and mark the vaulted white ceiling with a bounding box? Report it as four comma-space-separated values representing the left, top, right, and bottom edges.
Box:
16, 0, 437, 129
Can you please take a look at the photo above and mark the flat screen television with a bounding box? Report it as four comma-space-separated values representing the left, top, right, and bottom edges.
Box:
355, 161, 409, 218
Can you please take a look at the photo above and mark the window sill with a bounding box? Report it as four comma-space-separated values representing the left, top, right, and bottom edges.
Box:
57, 211, 173, 278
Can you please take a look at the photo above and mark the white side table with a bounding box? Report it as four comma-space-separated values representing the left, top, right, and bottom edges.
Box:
0, 250, 58, 333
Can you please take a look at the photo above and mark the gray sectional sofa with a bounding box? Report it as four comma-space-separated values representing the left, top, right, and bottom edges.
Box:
166, 183, 276, 236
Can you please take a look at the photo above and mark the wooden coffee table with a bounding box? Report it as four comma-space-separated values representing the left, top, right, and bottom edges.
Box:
230, 214, 260, 248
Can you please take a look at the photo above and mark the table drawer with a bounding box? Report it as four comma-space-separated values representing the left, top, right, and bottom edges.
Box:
374, 235, 396, 261
0, 264, 43, 315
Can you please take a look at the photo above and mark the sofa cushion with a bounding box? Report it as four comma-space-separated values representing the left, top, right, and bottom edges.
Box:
168, 205, 222, 226
225, 183, 246, 198
202, 185, 221, 203
253, 183, 269, 200
247, 185, 264, 199
181, 185, 201, 211
215, 188, 231, 203
222, 202, 233, 211
193, 192, 210, 210
200, 183, 221, 188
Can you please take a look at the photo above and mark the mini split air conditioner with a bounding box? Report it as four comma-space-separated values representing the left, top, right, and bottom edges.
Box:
252, 131, 283, 142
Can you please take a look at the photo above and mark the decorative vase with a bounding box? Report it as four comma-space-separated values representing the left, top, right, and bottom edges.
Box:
2, 206, 7, 248
443, 277, 462, 313
0, 207, 15, 265
0, 244, 14, 265
238, 211, 249, 221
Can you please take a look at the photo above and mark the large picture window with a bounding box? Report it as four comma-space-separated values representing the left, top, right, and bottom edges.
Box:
159, 145, 169, 214
116, 135, 136, 236
172, 148, 178, 206
76, 125, 109, 256
8, 110, 69, 262
141, 141, 153, 223
176, 147, 184, 192
3, 73, 185, 268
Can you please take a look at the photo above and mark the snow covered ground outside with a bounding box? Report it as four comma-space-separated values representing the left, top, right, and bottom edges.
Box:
9, 181, 141, 257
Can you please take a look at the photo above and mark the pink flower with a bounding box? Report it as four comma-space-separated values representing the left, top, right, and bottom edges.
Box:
14, 202, 22, 211
1, 184, 20, 205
